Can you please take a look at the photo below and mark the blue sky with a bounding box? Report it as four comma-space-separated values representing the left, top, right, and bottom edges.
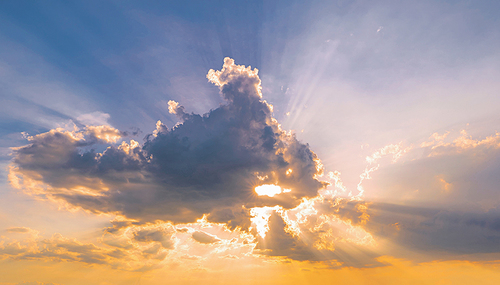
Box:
2, 0, 499, 153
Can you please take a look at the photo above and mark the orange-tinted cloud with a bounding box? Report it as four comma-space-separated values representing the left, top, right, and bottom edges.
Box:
9, 58, 327, 226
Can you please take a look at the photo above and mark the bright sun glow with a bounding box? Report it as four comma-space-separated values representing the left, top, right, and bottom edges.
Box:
254, 184, 283, 197
250, 206, 279, 238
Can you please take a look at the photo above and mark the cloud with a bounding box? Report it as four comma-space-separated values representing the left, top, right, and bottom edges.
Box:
132, 226, 175, 249
248, 128, 500, 264
254, 211, 317, 261
10, 58, 500, 269
0, 233, 120, 266
10, 57, 385, 267
9, 58, 327, 226
191, 231, 221, 244
364, 129, 500, 208
365, 203, 500, 255
252, 204, 381, 267
5, 227, 32, 234
344, 129, 500, 257
76, 111, 111, 126
0, 221, 177, 271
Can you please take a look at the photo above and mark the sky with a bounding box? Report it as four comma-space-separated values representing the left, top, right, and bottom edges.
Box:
1, 0, 500, 284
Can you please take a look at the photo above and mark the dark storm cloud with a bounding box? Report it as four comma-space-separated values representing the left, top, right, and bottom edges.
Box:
10, 58, 326, 225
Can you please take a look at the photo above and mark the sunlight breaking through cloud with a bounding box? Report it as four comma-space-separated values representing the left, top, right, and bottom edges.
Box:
5, 57, 500, 275
5, 58, 384, 268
